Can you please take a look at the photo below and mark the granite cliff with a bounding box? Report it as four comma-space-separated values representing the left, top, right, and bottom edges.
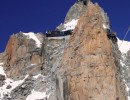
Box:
51, 2, 126, 100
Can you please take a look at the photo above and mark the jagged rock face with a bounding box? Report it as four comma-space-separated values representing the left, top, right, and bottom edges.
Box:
125, 50, 130, 96
121, 50, 130, 81
64, 1, 87, 23
3, 33, 44, 80
57, 1, 87, 31
55, 2, 127, 100
43, 36, 70, 97
45, 37, 70, 72
120, 50, 130, 97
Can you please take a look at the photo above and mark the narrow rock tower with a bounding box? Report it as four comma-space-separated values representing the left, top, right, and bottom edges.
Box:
54, 2, 127, 100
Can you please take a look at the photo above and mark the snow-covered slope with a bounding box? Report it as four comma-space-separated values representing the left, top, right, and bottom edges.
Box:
26, 90, 46, 100
118, 38, 130, 53
0, 63, 29, 98
63, 19, 78, 31
23, 32, 42, 47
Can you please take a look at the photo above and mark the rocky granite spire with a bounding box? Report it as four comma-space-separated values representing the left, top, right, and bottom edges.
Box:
51, 2, 127, 100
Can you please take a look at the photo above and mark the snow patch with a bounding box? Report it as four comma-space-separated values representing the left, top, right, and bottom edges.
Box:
120, 60, 125, 67
33, 74, 42, 79
26, 90, 46, 100
0, 75, 29, 98
27, 64, 37, 68
118, 38, 130, 53
33, 74, 47, 81
30, 64, 36, 66
23, 32, 42, 47
0, 63, 3, 65
126, 84, 129, 91
128, 97, 130, 100
63, 19, 78, 31
0, 66, 6, 76
103, 24, 109, 29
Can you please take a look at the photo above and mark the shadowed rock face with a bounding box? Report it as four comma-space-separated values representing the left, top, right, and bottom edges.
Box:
54, 2, 127, 100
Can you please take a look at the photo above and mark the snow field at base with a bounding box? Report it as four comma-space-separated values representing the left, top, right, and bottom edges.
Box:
0, 63, 48, 100
26, 90, 46, 100
0, 64, 29, 99
25, 74, 49, 100
0, 75, 29, 98
23, 32, 42, 48
63, 19, 78, 31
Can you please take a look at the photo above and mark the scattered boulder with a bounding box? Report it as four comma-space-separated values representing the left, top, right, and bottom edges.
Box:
6, 85, 12, 89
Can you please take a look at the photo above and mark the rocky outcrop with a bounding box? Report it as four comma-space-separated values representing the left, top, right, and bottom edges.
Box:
54, 2, 127, 100
3, 32, 44, 80
0, 74, 5, 87
0, 32, 48, 100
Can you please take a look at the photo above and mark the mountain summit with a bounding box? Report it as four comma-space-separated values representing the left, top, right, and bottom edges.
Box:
0, 1, 130, 100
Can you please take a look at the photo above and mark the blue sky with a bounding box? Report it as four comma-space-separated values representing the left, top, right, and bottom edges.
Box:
0, 0, 130, 52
